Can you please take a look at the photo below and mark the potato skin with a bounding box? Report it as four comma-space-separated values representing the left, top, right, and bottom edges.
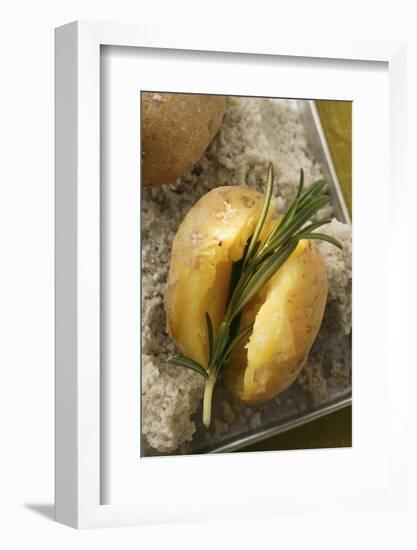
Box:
164, 186, 269, 367
225, 237, 328, 404
141, 92, 226, 187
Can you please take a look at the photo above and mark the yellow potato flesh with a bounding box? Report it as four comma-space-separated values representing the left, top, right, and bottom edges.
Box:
165, 186, 269, 367
225, 233, 328, 404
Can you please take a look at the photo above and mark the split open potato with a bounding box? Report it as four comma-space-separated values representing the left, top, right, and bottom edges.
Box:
164, 186, 328, 404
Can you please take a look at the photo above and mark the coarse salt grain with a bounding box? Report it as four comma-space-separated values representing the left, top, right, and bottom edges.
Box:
191, 232, 204, 244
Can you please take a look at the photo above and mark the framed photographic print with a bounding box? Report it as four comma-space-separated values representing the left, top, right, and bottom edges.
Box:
55, 21, 407, 528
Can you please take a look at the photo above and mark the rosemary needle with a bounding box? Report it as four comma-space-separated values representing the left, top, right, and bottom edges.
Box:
167, 163, 342, 428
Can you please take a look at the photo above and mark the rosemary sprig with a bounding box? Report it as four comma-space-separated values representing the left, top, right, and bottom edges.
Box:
167, 163, 342, 428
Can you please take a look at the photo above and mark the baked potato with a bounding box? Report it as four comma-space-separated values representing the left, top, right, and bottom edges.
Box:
165, 186, 328, 404
141, 92, 226, 187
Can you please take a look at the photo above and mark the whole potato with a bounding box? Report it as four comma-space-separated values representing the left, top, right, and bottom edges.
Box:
141, 92, 226, 187
165, 186, 328, 405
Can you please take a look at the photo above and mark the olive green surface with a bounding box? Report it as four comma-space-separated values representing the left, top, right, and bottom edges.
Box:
242, 406, 352, 452
316, 100, 352, 216
239, 100, 352, 453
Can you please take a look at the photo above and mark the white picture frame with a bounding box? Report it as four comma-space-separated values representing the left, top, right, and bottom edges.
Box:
55, 20, 407, 529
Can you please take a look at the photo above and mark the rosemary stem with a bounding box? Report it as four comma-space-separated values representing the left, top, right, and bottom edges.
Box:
202, 372, 217, 428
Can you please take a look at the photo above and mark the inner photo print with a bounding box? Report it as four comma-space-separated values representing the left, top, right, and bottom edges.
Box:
140, 92, 352, 456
